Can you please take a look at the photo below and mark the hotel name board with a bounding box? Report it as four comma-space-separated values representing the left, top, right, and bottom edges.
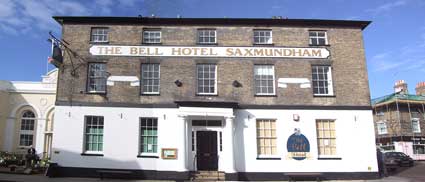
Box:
89, 45, 330, 59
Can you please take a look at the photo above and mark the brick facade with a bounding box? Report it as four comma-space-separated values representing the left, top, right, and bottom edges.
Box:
55, 18, 370, 107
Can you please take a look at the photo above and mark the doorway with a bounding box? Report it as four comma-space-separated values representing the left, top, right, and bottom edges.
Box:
196, 131, 218, 170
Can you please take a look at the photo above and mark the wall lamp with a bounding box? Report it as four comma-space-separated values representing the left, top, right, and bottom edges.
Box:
232, 80, 242, 87
174, 80, 183, 87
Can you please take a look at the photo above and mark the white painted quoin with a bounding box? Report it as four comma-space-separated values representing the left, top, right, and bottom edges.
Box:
52, 105, 378, 173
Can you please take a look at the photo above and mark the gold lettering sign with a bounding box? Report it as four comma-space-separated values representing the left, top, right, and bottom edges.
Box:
90, 45, 330, 59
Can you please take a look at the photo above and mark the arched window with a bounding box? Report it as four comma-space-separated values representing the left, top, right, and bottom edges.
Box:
19, 110, 36, 146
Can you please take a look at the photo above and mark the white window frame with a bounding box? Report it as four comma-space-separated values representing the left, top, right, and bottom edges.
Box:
312, 65, 334, 96
197, 64, 217, 95
198, 29, 217, 44
83, 116, 104, 154
412, 118, 421, 133
253, 30, 273, 44
254, 65, 276, 95
141, 64, 160, 94
316, 119, 338, 158
87, 63, 107, 93
143, 30, 162, 44
139, 117, 159, 156
377, 121, 388, 135
256, 119, 279, 158
19, 110, 36, 147
90, 27, 109, 43
309, 31, 328, 46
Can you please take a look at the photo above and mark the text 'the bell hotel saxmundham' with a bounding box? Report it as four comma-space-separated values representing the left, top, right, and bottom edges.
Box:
49, 16, 377, 180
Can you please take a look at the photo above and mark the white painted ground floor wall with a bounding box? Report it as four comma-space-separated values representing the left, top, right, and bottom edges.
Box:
51, 105, 378, 174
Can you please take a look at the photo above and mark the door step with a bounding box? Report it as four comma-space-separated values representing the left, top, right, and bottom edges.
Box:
191, 171, 225, 181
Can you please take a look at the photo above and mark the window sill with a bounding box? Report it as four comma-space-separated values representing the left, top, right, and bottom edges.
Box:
81, 153, 104, 156
309, 44, 330, 47
137, 155, 159, 158
256, 157, 281, 160
141, 93, 160, 96
254, 94, 277, 97
197, 43, 218, 46
313, 94, 335, 98
90, 41, 109, 45
317, 157, 342, 160
253, 43, 274, 46
142, 42, 162, 45
196, 93, 218, 96
86, 91, 107, 95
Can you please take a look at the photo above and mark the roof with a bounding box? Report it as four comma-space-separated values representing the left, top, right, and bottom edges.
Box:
52, 16, 371, 30
372, 93, 425, 107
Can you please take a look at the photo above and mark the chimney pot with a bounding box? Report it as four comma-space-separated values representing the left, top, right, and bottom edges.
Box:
394, 80, 408, 94
415, 81, 425, 96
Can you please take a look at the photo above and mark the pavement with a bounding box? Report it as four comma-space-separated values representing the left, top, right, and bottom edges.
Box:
0, 162, 424, 182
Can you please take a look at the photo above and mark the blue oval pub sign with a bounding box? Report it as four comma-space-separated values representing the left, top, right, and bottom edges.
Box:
287, 128, 310, 160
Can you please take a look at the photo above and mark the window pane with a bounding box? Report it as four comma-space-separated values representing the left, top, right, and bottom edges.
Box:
140, 118, 158, 153
254, 65, 275, 95
91, 28, 108, 42
141, 64, 160, 94
256, 119, 277, 155
197, 64, 216, 94
87, 63, 107, 92
143, 30, 161, 43
316, 119, 336, 156
85, 116, 104, 152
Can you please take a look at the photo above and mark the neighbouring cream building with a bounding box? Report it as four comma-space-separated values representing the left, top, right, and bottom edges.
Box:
0, 69, 57, 158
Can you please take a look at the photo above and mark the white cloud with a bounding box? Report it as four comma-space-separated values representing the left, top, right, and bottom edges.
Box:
366, 0, 407, 14
95, 0, 114, 15
0, 0, 91, 35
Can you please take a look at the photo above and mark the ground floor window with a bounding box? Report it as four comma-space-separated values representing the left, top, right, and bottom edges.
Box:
140, 118, 158, 154
316, 119, 337, 156
84, 116, 104, 152
19, 111, 36, 147
256, 119, 277, 156
379, 144, 395, 151
413, 145, 425, 154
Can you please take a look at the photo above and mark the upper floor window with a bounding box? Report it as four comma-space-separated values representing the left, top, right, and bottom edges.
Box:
197, 64, 217, 95
253, 30, 272, 44
412, 118, 421, 133
87, 63, 107, 93
316, 119, 337, 157
198, 29, 216, 44
90, 28, 109, 43
141, 64, 160, 94
309, 31, 328, 46
84, 116, 104, 153
256, 119, 277, 157
312, 65, 333, 96
140, 118, 158, 154
143, 29, 161, 44
377, 121, 388, 135
254, 65, 275, 95
19, 111, 35, 147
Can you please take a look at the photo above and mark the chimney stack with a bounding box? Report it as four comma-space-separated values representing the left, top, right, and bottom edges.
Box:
394, 80, 408, 94
416, 82, 425, 96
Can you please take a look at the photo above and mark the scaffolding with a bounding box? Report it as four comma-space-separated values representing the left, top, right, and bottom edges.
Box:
372, 93, 425, 159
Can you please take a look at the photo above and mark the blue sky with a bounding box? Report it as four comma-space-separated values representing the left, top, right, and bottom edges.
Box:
0, 0, 424, 98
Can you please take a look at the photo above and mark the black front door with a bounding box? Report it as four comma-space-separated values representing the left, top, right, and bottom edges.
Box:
196, 131, 218, 170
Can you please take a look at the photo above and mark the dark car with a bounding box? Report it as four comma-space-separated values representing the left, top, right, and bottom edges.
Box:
384, 152, 414, 169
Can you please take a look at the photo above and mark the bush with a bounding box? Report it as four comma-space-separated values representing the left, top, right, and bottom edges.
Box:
0, 151, 25, 167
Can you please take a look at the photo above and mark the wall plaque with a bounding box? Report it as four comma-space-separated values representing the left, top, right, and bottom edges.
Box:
161, 148, 178, 159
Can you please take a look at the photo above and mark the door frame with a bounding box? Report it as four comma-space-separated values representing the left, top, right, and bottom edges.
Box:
196, 131, 218, 170
190, 119, 224, 171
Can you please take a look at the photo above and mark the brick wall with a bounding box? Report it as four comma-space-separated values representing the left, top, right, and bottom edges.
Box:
56, 23, 370, 107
